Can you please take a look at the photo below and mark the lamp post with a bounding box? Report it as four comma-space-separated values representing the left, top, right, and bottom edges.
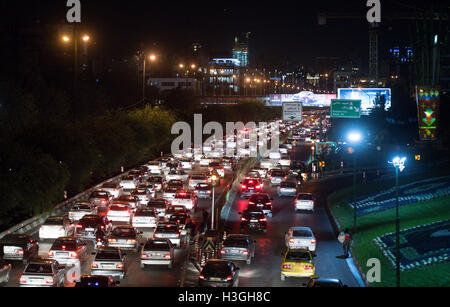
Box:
389, 156, 406, 288
61, 32, 90, 85
143, 54, 157, 102
347, 131, 362, 233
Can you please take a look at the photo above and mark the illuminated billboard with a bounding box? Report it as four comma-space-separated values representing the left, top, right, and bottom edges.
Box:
337, 88, 391, 114
416, 86, 440, 141
269, 92, 336, 107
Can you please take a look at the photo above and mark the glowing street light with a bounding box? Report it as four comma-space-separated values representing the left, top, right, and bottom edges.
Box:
347, 131, 363, 143
62, 35, 70, 42
388, 156, 407, 287
82, 35, 90, 42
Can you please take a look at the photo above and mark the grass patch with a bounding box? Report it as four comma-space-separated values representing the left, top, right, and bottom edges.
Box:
329, 166, 450, 287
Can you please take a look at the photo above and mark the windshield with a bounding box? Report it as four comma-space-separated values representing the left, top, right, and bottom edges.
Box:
293, 229, 313, 237
148, 201, 166, 209
202, 262, 231, 277
144, 240, 170, 251
286, 251, 311, 261
96, 250, 121, 260
25, 264, 53, 274
135, 209, 156, 217
44, 217, 64, 225
111, 227, 136, 237
78, 218, 100, 228
155, 225, 178, 233
51, 240, 77, 250
297, 194, 313, 200
223, 237, 248, 247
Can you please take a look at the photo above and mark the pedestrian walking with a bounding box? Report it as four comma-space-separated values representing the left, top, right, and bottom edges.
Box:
338, 228, 353, 258
202, 209, 210, 232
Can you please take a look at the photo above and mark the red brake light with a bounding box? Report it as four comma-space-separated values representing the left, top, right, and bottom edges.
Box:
199, 274, 205, 280
48, 251, 54, 257
70, 252, 78, 258
311, 239, 316, 245
226, 276, 233, 281
76, 224, 83, 229
241, 217, 247, 221
116, 263, 124, 269
16, 249, 24, 254
255, 185, 261, 189
141, 254, 149, 259
241, 250, 249, 255
259, 218, 267, 222
220, 250, 226, 254
241, 185, 247, 189
289, 239, 294, 244
20, 277, 27, 284
91, 263, 98, 268
164, 254, 171, 260
283, 264, 291, 269
305, 265, 313, 270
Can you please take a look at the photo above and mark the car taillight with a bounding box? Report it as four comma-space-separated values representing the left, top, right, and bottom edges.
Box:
284, 177, 287, 180
16, 249, 24, 254
108, 239, 116, 243
154, 233, 159, 237
48, 251, 54, 257
289, 239, 294, 244
59, 227, 65, 232
241, 250, 249, 255
282, 264, 291, 269
127, 239, 136, 244
20, 277, 27, 284
46, 278, 54, 284
305, 265, 313, 270
70, 252, 78, 258
256, 185, 261, 189
141, 254, 149, 259
311, 239, 316, 245
116, 263, 124, 269
226, 276, 233, 281
241, 217, 247, 221
76, 224, 83, 229
220, 250, 227, 254
91, 263, 98, 268
241, 185, 246, 189
164, 254, 171, 260
259, 218, 267, 222
199, 274, 205, 280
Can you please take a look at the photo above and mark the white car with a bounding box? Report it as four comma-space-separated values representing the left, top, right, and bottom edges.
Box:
295, 193, 315, 212
147, 176, 164, 191
39, 216, 75, 241
199, 156, 212, 167
99, 182, 123, 199
147, 162, 162, 175
132, 208, 158, 228
269, 151, 281, 160
277, 181, 297, 197
153, 222, 182, 248
107, 204, 133, 223
285, 226, 316, 253
165, 170, 189, 182
131, 187, 152, 205
47, 237, 88, 266
68, 201, 97, 222
279, 155, 291, 167
171, 192, 197, 211
180, 159, 194, 170
120, 175, 137, 190
268, 169, 286, 186
188, 173, 209, 189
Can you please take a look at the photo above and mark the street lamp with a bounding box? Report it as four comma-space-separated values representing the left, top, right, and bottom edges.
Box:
61, 33, 90, 85
389, 156, 406, 288
347, 130, 363, 233
143, 54, 157, 102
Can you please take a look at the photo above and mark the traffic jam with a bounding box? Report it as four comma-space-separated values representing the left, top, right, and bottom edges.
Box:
0, 113, 332, 287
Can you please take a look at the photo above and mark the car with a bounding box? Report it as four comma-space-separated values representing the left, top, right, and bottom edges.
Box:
107, 203, 133, 223
106, 225, 143, 251
164, 205, 189, 220
239, 178, 262, 198
252, 167, 267, 179
147, 161, 162, 175
277, 181, 297, 197
138, 165, 151, 180
171, 191, 197, 211
147, 199, 168, 218
268, 169, 287, 186
147, 176, 165, 191
307, 277, 347, 287
179, 158, 194, 170
98, 182, 123, 199
19, 258, 66, 287
131, 187, 152, 205
0, 234, 39, 263
162, 161, 180, 175
199, 259, 240, 287
140, 238, 174, 269
194, 183, 213, 199
47, 237, 88, 266
260, 158, 277, 170
89, 190, 113, 207
153, 222, 182, 247
281, 249, 315, 280
239, 208, 267, 233
165, 169, 189, 182
39, 216, 75, 241
168, 212, 191, 236
220, 234, 255, 264
244, 170, 261, 180
188, 173, 209, 190
120, 175, 138, 190
90, 247, 126, 280
162, 186, 181, 203
285, 227, 316, 253
221, 157, 234, 171
199, 155, 212, 167
75, 275, 120, 287
132, 207, 158, 228
0, 259, 11, 284
128, 169, 144, 182
279, 145, 289, 155
279, 155, 291, 167
209, 161, 225, 177
75, 215, 112, 243
295, 193, 315, 212
115, 195, 140, 210
269, 151, 281, 160
247, 193, 273, 217
68, 201, 97, 222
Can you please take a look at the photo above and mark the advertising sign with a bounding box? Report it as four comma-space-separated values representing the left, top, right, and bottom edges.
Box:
282, 102, 303, 121
337, 88, 391, 114
331, 99, 361, 118
270, 92, 336, 107
416, 86, 439, 141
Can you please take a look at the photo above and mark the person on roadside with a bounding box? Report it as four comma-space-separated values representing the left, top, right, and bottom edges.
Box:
343, 228, 353, 258
202, 209, 209, 232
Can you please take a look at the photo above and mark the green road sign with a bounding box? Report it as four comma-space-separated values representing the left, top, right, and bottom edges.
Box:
331, 99, 361, 119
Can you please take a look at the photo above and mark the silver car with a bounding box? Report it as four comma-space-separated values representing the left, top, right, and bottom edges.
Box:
106, 225, 143, 251
220, 234, 256, 264
140, 239, 174, 269
91, 247, 126, 280
19, 258, 65, 287
277, 181, 297, 197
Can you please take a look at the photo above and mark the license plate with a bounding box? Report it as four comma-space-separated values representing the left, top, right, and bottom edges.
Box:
250, 220, 258, 223
3, 246, 16, 253
56, 252, 68, 256
151, 253, 161, 257
210, 277, 221, 282
85, 228, 94, 232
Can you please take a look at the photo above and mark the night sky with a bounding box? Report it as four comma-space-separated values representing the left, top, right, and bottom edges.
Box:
6, 0, 432, 68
